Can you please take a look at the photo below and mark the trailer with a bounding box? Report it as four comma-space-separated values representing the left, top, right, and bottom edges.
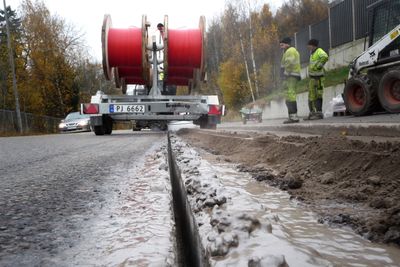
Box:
81, 15, 222, 135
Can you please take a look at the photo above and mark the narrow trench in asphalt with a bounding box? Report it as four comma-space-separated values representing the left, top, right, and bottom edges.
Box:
167, 133, 206, 267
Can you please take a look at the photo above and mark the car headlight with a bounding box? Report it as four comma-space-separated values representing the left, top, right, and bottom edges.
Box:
59, 123, 66, 128
78, 120, 89, 126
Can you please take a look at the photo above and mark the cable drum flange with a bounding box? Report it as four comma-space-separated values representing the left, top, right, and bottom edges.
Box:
102, 14, 112, 81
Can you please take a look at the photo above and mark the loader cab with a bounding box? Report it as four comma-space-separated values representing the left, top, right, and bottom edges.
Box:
368, 0, 400, 60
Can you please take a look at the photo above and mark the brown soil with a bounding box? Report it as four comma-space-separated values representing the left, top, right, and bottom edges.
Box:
177, 129, 400, 246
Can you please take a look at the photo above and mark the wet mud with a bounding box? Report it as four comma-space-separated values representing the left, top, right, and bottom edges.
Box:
170, 134, 400, 266
177, 129, 400, 247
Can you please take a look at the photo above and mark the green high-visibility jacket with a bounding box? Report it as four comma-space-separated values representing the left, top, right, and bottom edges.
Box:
308, 47, 329, 77
281, 47, 301, 78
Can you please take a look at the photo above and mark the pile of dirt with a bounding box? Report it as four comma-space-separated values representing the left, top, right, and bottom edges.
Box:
177, 129, 400, 246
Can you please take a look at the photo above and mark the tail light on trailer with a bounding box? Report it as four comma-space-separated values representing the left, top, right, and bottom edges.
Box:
208, 105, 221, 115
82, 104, 99, 114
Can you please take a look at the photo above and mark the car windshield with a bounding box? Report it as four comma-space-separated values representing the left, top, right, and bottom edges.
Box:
65, 112, 89, 121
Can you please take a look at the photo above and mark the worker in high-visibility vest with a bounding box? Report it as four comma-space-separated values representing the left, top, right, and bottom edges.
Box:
306, 39, 329, 120
280, 37, 301, 124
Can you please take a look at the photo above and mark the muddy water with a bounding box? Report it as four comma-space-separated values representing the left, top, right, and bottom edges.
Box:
209, 162, 400, 267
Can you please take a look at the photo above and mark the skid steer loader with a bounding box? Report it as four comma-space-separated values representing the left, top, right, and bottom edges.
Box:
344, 0, 400, 115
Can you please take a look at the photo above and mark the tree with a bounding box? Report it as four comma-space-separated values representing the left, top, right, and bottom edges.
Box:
275, 0, 329, 37
218, 59, 251, 109
74, 60, 118, 105
0, 5, 23, 111
20, 0, 85, 117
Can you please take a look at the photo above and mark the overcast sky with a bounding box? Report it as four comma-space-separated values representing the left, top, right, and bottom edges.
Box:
7, 0, 285, 61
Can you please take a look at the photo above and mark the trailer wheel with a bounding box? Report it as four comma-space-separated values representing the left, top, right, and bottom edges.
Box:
93, 125, 105, 135
378, 69, 400, 113
343, 76, 379, 116
104, 124, 113, 135
208, 123, 217, 130
103, 116, 113, 135
199, 119, 216, 130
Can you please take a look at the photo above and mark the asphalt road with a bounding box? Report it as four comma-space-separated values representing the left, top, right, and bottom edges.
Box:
0, 130, 170, 266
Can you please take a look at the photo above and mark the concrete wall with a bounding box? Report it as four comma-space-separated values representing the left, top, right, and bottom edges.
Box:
262, 84, 345, 119
326, 38, 366, 70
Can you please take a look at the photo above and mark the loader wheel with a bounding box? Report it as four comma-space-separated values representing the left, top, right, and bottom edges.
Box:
378, 70, 400, 113
343, 76, 379, 116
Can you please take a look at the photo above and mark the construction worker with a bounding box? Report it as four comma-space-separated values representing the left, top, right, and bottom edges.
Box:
157, 23, 165, 42
280, 37, 301, 124
306, 39, 329, 120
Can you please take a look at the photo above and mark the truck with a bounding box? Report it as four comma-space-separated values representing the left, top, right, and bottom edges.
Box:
81, 15, 223, 135
343, 0, 400, 116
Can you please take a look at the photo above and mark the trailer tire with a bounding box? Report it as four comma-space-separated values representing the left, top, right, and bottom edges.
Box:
200, 123, 216, 130
104, 126, 112, 135
208, 123, 217, 130
378, 69, 400, 113
199, 119, 217, 130
343, 76, 379, 116
93, 125, 105, 135
199, 120, 207, 129
103, 116, 113, 135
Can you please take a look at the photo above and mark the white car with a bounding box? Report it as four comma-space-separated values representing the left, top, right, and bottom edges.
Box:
59, 112, 91, 133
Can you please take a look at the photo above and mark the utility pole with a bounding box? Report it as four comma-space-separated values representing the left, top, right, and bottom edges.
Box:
3, 0, 23, 133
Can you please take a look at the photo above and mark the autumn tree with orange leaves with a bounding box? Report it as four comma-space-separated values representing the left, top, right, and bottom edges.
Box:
204, 0, 328, 111
0, 0, 116, 119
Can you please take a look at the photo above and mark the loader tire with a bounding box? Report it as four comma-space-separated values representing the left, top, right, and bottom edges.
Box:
343, 76, 379, 116
378, 69, 400, 113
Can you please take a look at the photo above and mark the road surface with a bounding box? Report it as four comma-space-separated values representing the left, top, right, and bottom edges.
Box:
0, 131, 175, 266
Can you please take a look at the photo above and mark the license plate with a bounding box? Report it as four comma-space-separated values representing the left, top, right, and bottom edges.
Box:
110, 104, 145, 113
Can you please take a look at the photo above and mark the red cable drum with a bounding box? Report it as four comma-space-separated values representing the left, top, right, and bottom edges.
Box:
168, 67, 195, 78
167, 77, 191, 86
168, 29, 202, 67
108, 28, 142, 67
115, 67, 147, 87
164, 16, 206, 86
102, 14, 150, 89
